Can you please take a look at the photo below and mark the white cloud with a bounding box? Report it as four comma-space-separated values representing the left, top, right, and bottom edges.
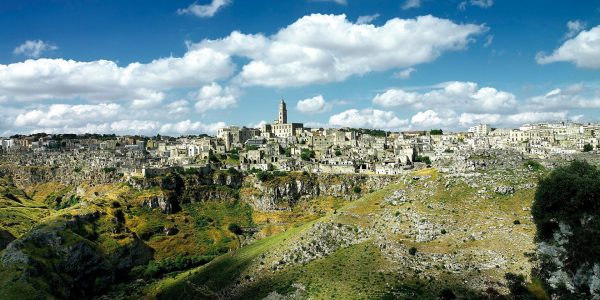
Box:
177, 0, 231, 18
372, 81, 517, 113
166, 100, 190, 115
194, 82, 237, 113
484, 35, 494, 47
14, 103, 121, 128
410, 110, 455, 128
402, 0, 421, 10
13, 40, 58, 58
159, 120, 226, 135
356, 14, 380, 25
459, 0, 493, 10
536, 25, 600, 68
0, 48, 234, 102
470, 0, 493, 8
393, 67, 416, 79
194, 14, 485, 87
329, 108, 408, 129
526, 84, 600, 110
310, 0, 347, 5
131, 90, 165, 109
372, 89, 421, 107
296, 95, 330, 114
458, 112, 501, 126
565, 20, 587, 39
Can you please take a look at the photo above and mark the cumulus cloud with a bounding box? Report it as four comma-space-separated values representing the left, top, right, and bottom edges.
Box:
470, 0, 493, 8
393, 67, 416, 79
536, 25, 600, 68
565, 20, 587, 39
14, 103, 121, 128
131, 90, 165, 109
159, 120, 226, 134
194, 14, 485, 87
310, 0, 347, 5
526, 84, 600, 110
13, 40, 58, 58
177, 0, 231, 18
484, 35, 494, 47
296, 95, 330, 114
459, 0, 493, 10
0, 48, 233, 102
372, 81, 517, 113
329, 108, 408, 129
402, 0, 421, 10
356, 14, 380, 25
194, 82, 237, 113
410, 110, 455, 128
166, 100, 190, 115
9, 101, 226, 136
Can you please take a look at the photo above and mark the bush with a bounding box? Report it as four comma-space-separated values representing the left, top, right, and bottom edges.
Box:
353, 186, 362, 194
532, 160, 600, 297
583, 143, 593, 152
505, 273, 536, 300
524, 159, 544, 171
300, 149, 316, 161
228, 223, 243, 235
439, 288, 456, 300
414, 155, 431, 165
408, 247, 417, 255
513, 220, 521, 225
141, 255, 215, 279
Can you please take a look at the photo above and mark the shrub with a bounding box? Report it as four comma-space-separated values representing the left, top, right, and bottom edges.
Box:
414, 155, 431, 165
408, 247, 417, 255
583, 143, 593, 152
513, 220, 521, 225
353, 186, 362, 194
228, 223, 243, 235
439, 288, 456, 300
300, 149, 316, 161
532, 160, 600, 297
524, 159, 544, 171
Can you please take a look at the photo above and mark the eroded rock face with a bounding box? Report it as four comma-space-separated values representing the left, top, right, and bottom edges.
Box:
0, 211, 153, 299
242, 174, 400, 211
0, 230, 15, 250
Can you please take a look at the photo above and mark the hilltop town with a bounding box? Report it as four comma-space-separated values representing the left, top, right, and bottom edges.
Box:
1, 99, 598, 180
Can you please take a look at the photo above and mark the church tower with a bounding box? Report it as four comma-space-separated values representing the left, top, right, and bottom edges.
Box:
278, 98, 287, 124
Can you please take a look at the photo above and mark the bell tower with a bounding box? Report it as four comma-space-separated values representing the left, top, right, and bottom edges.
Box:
278, 98, 287, 124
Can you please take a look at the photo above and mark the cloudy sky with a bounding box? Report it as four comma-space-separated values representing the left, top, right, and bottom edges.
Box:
1, 0, 599, 136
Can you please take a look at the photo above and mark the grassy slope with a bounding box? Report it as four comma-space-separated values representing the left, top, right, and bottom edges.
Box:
147, 167, 543, 299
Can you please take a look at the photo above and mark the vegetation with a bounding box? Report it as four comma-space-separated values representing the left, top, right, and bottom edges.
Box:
414, 155, 432, 165
300, 149, 316, 161
583, 143, 593, 152
524, 159, 544, 171
430, 129, 443, 135
532, 160, 600, 298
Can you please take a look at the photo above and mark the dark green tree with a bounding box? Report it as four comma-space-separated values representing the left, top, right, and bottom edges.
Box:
532, 160, 600, 298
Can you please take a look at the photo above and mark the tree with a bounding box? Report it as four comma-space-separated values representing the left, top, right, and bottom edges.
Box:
300, 149, 315, 161
583, 143, 593, 152
430, 129, 443, 135
532, 160, 600, 298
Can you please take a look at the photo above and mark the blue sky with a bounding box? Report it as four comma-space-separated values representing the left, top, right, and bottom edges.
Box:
1, 0, 599, 136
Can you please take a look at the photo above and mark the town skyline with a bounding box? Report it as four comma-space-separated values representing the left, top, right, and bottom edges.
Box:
1, 0, 600, 136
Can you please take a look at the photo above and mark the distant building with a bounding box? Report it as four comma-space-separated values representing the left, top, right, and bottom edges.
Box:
468, 124, 491, 137
253, 98, 304, 139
